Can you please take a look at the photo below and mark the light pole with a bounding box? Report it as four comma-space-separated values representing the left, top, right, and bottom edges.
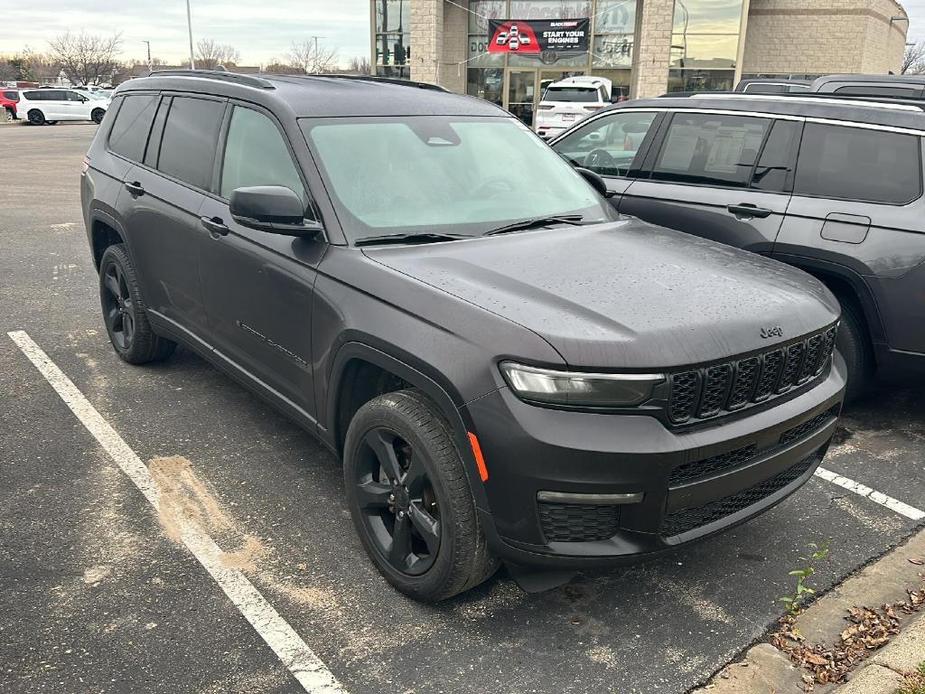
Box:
309, 35, 326, 72
186, 0, 196, 69
142, 40, 152, 73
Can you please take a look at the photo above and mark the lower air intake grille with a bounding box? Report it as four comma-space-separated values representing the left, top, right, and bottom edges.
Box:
538, 502, 621, 542
660, 452, 820, 538
668, 444, 759, 487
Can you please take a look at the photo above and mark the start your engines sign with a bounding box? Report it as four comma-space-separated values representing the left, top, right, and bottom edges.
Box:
487, 19, 590, 55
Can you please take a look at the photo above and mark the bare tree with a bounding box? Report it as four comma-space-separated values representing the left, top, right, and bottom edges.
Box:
901, 41, 925, 74
195, 38, 241, 70
48, 31, 122, 85
263, 60, 305, 75
287, 40, 338, 74
347, 56, 371, 75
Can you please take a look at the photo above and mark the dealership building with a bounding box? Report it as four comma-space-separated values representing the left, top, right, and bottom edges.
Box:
370, 0, 909, 122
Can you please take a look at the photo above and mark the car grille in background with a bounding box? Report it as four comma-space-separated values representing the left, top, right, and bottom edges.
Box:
538, 502, 621, 542
668, 326, 837, 425
660, 450, 822, 538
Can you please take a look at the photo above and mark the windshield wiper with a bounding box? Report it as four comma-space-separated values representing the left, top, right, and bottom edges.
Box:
356, 232, 469, 247
484, 215, 587, 236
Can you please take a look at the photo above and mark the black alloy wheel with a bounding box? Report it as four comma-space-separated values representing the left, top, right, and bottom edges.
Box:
27, 109, 44, 125
92, 108, 105, 124
353, 427, 441, 575
101, 261, 135, 351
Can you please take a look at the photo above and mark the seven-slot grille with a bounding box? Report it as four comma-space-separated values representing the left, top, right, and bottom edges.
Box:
668, 326, 837, 425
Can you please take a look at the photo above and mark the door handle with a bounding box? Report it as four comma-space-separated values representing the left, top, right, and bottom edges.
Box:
200, 216, 229, 237
726, 203, 772, 219
124, 181, 145, 197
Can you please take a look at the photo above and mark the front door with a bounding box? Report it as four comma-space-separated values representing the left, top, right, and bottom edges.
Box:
504, 70, 537, 127
199, 103, 323, 417
621, 112, 800, 255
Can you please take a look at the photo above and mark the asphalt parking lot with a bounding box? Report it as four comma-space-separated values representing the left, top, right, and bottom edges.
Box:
2, 122, 924, 694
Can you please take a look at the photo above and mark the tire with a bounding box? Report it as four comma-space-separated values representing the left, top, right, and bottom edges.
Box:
343, 389, 498, 602
836, 299, 873, 402
46, 121, 58, 125
91, 108, 105, 124
98, 244, 176, 365
4, 108, 12, 123
27, 109, 45, 125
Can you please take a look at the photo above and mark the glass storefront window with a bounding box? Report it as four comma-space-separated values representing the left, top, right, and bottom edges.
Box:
667, 69, 735, 92
374, 0, 411, 67
467, 68, 504, 105
670, 33, 740, 69
673, 0, 744, 34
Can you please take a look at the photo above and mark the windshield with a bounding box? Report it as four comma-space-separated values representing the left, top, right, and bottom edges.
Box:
301, 116, 611, 243
543, 87, 599, 103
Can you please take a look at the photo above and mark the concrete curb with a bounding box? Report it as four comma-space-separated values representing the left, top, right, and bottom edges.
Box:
694, 528, 925, 693
833, 612, 925, 692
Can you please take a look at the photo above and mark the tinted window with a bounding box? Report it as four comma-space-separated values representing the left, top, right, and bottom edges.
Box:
65, 91, 83, 102
544, 87, 599, 103
743, 83, 788, 94
833, 85, 922, 98
750, 119, 800, 193
157, 97, 225, 190
23, 91, 44, 101
44, 90, 65, 101
3, 91, 18, 100
652, 113, 770, 187
220, 107, 305, 201
108, 95, 159, 163
554, 111, 657, 177
794, 124, 921, 204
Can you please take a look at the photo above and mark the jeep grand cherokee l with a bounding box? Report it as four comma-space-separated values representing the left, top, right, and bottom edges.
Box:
552, 93, 925, 399
81, 71, 845, 601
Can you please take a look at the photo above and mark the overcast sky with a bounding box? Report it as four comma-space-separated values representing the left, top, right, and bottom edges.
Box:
0, 0, 371, 67
0, 0, 922, 67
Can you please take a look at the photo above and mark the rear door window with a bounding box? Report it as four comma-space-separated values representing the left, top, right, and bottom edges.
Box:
651, 113, 771, 187
553, 111, 658, 177
794, 123, 922, 204
749, 119, 801, 193
108, 94, 160, 163
156, 96, 225, 190
23, 91, 44, 100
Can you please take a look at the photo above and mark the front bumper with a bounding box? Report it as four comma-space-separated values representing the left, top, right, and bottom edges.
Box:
464, 356, 846, 568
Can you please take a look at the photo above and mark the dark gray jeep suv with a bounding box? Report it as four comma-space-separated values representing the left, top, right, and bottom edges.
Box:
551, 93, 925, 398
81, 71, 844, 601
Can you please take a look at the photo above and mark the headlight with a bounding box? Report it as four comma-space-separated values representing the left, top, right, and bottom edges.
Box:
499, 362, 665, 408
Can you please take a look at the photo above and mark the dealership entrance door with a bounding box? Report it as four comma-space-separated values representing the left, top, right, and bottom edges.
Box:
503, 69, 586, 127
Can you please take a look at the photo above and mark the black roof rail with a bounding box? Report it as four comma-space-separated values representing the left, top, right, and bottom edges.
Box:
146, 69, 276, 89
773, 91, 925, 110
266, 72, 448, 92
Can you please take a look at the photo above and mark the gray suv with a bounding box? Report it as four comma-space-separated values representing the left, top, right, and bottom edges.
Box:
81, 72, 844, 601
552, 94, 925, 398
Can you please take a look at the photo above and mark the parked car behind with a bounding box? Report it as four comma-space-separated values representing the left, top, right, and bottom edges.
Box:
809, 74, 925, 100
735, 78, 811, 94
16, 88, 109, 125
82, 71, 844, 601
535, 76, 614, 140
551, 93, 925, 398
1, 88, 19, 121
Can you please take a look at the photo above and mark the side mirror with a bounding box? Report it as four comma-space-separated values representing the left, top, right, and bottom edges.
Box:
575, 167, 610, 197
229, 185, 322, 237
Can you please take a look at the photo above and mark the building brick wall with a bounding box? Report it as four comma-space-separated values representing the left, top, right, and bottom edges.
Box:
411, 0, 445, 83
440, 0, 469, 94
630, 0, 676, 98
742, 0, 908, 75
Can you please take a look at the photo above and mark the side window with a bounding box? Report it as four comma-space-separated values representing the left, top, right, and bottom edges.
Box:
553, 111, 657, 177
750, 119, 800, 193
794, 124, 922, 204
652, 113, 770, 187
23, 91, 41, 101
65, 91, 83, 102
833, 85, 921, 99
46, 90, 65, 101
220, 106, 306, 203
108, 94, 159, 163
157, 96, 225, 190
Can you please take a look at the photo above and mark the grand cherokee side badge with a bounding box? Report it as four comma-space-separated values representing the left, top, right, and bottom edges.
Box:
761, 326, 784, 339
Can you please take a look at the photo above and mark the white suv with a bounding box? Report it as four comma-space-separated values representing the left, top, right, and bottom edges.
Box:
534, 76, 613, 140
16, 88, 110, 126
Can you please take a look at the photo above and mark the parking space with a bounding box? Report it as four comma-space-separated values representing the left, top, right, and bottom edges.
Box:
2, 123, 924, 694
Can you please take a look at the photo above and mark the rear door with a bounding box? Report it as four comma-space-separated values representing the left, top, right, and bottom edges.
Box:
620, 111, 800, 254
118, 94, 226, 337
41, 90, 67, 120
551, 109, 661, 203
775, 121, 925, 353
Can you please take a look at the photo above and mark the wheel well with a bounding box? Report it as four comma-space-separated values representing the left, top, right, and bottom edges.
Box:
334, 359, 409, 454
91, 220, 124, 270
805, 269, 875, 345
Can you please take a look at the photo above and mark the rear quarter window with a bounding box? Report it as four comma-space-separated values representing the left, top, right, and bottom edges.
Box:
108, 94, 160, 163
794, 123, 922, 205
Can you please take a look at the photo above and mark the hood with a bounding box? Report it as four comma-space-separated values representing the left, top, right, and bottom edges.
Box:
363, 219, 840, 369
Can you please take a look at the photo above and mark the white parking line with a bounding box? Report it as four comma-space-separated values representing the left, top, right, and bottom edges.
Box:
7, 330, 346, 694
815, 467, 925, 521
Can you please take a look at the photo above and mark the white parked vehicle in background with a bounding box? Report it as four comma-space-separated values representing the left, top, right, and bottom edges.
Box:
16, 88, 110, 126
534, 76, 614, 140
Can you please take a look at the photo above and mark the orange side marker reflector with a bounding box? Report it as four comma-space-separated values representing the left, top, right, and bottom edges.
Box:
467, 432, 489, 482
